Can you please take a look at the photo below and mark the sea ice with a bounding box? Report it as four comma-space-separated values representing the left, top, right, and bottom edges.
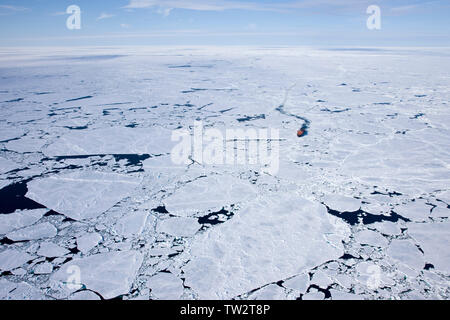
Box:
323, 195, 361, 212
162, 175, 257, 216
182, 195, 344, 299
354, 230, 389, 247
0, 208, 47, 234
0, 157, 17, 174
157, 217, 200, 238
26, 171, 141, 221
37, 242, 70, 258
148, 272, 184, 300
69, 290, 101, 300
5, 137, 46, 153
283, 274, 310, 293
0, 249, 34, 272
407, 222, 450, 273
113, 211, 149, 238
0, 280, 46, 300
33, 262, 53, 275
52, 250, 143, 299
386, 239, 425, 270
394, 201, 431, 221
76, 233, 103, 254
43, 127, 174, 157
7, 222, 57, 241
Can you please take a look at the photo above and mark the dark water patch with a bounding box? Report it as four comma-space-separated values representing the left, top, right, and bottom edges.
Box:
324, 205, 409, 226
320, 108, 351, 113
0, 237, 28, 245
182, 88, 208, 94
125, 123, 138, 128
352, 89, 361, 92
100, 102, 133, 107
69, 247, 80, 254
386, 113, 398, 118
237, 114, 266, 122
128, 107, 147, 111
415, 95, 427, 98
44, 210, 63, 217
152, 206, 169, 214
66, 96, 93, 102
338, 83, 347, 86
0, 182, 46, 214
197, 103, 213, 110
183, 88, 236, 94
371, 190, 402, 197
219, 108, 234, 113
169, 65, 192, 69
306, 284, 332, 299
174, 103, 195, 108
374, 102, 392, 105
411, 113, 425, 119
198, 208, 234, 228
53, 106, 81, 111
113, 154, 151, 166
3, 98, 24, 103
64, 125, 88, 130
340, 253, 361, 260
424, 263, 434, 270
316, 100, 326, 103
48, 154, 151, 167
0, 237, 16, 245
34, 92, 53, 95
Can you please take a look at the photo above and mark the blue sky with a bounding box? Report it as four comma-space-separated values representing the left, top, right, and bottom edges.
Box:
0, 0, 449, 46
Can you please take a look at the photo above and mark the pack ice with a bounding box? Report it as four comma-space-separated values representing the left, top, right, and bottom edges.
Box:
0, 46, 449, 300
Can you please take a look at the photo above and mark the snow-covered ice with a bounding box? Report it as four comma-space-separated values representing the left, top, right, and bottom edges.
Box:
6, 222, 57, 241
26, 171, 141, 221
0, 250, 34, 272
76, 233, 103, 254
52, 250, 143, 299
37, 242, 70, 258
0, 209, 47, 234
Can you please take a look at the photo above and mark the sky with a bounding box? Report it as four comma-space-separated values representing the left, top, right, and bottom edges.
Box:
0, 0, 449, 46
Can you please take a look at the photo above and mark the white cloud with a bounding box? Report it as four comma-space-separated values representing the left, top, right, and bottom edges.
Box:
123, 0, 278, 12
121, 24, 131, 28
123, 0, 442, 15
97, 13, 115, 20
0, 5, 29, 11
51, 11, 67, 16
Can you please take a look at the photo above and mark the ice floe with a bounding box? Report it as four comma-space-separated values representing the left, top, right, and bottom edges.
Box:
162, 175, 257, 216
113, 211, 149, 238
0, 157, 18, 174
7, 222, 57, 241
407, 222, 450, 273
386, 239, 425, 270
26, 171, 141, 221
37, 242, 70, 258
52, 250, 143, 299
43, 127, 173, 157
0, 208, 47, 234
33, 262, 53, 274
148, 272, 184, 300
0, 249, 34, 272
182, 195, 344, 299
76, 233, 102, 254
157, 217, 200, 238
